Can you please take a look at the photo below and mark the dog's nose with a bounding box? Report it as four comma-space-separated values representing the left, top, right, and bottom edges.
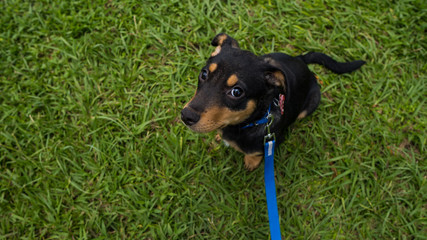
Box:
181, 107, 200, 126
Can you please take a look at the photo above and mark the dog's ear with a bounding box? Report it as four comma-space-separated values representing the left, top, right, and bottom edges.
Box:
263, 58, 286, 92
211, 33, 240, 48
265, 69, 286, 93
210, 33, 239, 57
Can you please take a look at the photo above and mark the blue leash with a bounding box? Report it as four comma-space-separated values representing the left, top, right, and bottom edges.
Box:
241, 102, 283, 239
263, 114, 282, 239
264, 140, 281, 239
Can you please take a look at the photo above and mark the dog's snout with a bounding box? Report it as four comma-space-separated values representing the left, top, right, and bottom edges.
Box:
181, 107, 200, 126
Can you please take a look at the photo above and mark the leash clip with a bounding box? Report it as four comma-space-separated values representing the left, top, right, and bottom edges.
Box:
264, 113, 276, 144
273, 98, 280, 107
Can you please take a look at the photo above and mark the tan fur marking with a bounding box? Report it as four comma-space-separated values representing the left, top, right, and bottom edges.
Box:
273, 71, 284, 82
297, 110, 308, 119
211, 46, 221, 57
209, 63, 218, 72
268, 71, 286, 93
273, 71, 286, 92
217, 34, 227, 45
264, 58, 286, 92
189, 100, 256, 133
227, 74, 238, 87
244, 153, 263, 171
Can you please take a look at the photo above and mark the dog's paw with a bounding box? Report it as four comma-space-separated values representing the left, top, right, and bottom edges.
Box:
244, 154, 263, 171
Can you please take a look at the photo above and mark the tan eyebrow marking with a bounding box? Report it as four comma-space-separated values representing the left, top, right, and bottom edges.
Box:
209, 63, 218, 72
226, 74, 238, 87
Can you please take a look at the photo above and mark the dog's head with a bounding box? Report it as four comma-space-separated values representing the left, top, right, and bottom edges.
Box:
181, 33, 286, 133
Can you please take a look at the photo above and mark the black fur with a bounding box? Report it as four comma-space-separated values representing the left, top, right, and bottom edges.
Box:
182, 33, 365, 169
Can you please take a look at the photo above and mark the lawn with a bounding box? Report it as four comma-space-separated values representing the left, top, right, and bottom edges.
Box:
0, 0, 425, 239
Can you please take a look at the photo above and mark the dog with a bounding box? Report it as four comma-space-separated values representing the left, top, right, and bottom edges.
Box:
181, 33, 365, 170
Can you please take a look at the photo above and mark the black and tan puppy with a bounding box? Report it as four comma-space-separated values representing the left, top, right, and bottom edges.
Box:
181, 33, 365, 170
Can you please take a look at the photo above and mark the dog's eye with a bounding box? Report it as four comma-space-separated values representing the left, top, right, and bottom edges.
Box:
228, 87, 244, 98
199, 69, 208, 81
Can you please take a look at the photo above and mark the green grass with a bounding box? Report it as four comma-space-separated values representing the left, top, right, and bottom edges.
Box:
0, 0, 426, 239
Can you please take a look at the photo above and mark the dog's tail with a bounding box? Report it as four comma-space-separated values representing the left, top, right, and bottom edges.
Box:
299, 52, 365, 74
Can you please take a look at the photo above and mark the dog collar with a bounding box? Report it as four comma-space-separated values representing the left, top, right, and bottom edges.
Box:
241, 94, 285, 129
241, 105, 271, 129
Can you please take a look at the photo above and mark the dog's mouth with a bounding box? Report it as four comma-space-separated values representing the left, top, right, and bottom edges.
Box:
181, 100, 256, 133
185, 122, 226, 133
